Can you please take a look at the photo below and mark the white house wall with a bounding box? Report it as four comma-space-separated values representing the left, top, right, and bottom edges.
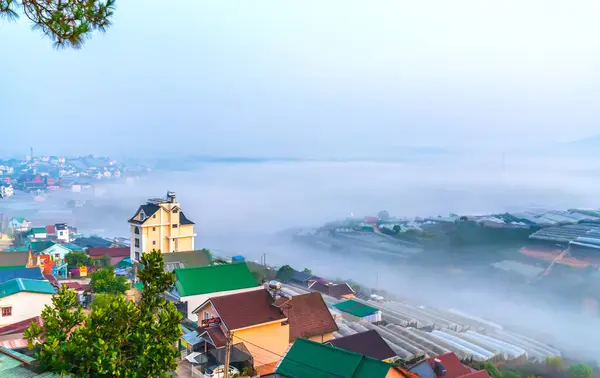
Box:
0, 292, 54, 326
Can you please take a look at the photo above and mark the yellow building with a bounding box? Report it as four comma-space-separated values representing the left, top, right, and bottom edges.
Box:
128, 192, 196, 261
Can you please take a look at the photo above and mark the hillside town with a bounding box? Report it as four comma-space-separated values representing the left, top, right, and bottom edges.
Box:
0, 192, 588, 378
0, 153, 148, 199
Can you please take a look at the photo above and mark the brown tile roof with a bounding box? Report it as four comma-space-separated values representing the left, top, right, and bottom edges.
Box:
309, 281, 355, 298
426, 353, 473, 378
0, 316, 42, 336
0, 252, 29, 267
461, 371, 490, 378
88, 247, 130, 258
328, 283, 355, 298
209, 289, 286, 330
282, 292, 338, 342
43, 273, 58, 287
62, 282, 83, 290
199, 326, 227, 348
327, 330, 395, 360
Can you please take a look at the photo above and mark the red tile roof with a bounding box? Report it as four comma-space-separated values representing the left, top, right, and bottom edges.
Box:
88, 247, 129, 258
280, 292, 338, 342
461, 370, 490, 378
209, 289, 286, 330
43, 273, 58, 287
62, 282, 83, 290
427, 353, 472, 378
45, 225, 55, 234
0, 316, 42, 336
199, 326, 227, 348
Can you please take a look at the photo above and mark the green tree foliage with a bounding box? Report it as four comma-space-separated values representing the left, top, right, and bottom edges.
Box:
302, 268, 312, 274
568, 364, 593, 378
25, 249, 182, 377
276, 264, 295, 282
483, 362, 503, 378
0, 0, 116, 49
545, 357, 564, 371
65, 251, 91, 268
90, 265, 128, 295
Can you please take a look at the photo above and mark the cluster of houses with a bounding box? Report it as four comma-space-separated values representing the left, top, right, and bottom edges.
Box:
0, 154, 145, 197
0, 196, 497, 378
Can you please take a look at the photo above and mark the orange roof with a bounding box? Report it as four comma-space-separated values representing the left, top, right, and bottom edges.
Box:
255, 361, 279, 376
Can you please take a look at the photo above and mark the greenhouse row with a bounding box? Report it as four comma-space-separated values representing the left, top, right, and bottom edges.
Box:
281, 283, 562, 363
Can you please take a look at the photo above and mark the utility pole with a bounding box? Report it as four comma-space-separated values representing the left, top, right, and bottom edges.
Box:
224, 332, 233, 378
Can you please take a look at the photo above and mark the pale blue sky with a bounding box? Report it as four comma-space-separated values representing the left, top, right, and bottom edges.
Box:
2, 0, 600, 159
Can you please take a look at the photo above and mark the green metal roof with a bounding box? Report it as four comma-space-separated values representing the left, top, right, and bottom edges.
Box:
0, 347, 63, 377
174, 263, 258, 297
30, 227, 47, 235
134, 282, 144, 292
61, 243, 84, 252
333, 299, 379, 317
0, 265, 26, 271
0, 278, 56, 298
276, 338, 392, 378
30, 241, 55, 253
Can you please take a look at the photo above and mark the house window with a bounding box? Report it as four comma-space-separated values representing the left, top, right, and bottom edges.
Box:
134, 227, 140, 235
203, 311, 211, 320
1, 307, 12, 317
135, 238, 140, 248
152, 241, 156, 245
172, 224, 178, 228
135, 252, 140, 260
153, 214, 156, 218
172, 209, 179, 214
152, 227, 156, 231
139, 212, 145, 221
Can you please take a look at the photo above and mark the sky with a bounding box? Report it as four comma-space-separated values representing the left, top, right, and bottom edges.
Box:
2, 0, 600, 159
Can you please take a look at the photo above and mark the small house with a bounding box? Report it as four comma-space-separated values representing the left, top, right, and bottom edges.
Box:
333, 299, 382, 323
0, 278, 56, 326
88, 247, 130, 266
193, 289, 288, 368
55, 223, 69, 242
308, 280, 355, 299
326, 330, 397, 362
173, 263, 262, 321
8, 217, 30, 232
29, 227, 47, 239
272, 292, 338, 343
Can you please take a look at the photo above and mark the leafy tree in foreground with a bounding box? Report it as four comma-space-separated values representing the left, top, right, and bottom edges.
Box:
0, 0, 116, 49
65, 251, 92, 268
90, 265, 128, 295
25, 249, 182, 377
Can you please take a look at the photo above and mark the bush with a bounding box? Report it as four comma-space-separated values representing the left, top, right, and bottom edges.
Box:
65, 252, 91, 268
568, 364, 593, 378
